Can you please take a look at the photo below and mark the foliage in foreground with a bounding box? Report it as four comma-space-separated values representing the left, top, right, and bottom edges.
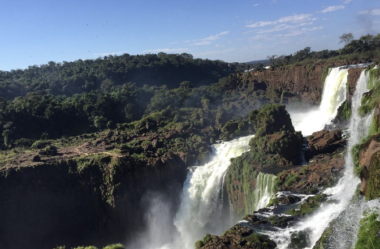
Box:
355, 212, 380, 249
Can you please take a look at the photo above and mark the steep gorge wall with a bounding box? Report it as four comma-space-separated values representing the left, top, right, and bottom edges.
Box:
243, 63, 363, 106
0, 154, 188, 249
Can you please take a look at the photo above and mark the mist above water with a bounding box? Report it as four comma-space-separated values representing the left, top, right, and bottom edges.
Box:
289, 67, 348, 136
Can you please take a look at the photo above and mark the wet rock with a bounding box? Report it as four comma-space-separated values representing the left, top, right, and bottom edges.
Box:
276, 153, 344, 194
289, 229, 312, 249
279, 195, 302, 205
307, 129, 345, 156
199, 225, 277, 249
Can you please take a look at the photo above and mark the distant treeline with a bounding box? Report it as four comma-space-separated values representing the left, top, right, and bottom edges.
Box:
266, 33, 380, 67
0, 72, 267, 149
0, 53, 240, 100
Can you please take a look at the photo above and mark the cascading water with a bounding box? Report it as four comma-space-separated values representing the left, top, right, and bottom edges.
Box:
267, 68, 374, 249
170, 135, 253, 249
290, 67, 348, 136
245, 172, 277, 214
134, 65, 375, 249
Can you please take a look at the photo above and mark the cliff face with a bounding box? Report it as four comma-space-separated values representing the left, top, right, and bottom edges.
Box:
0, 153, 188, 249
359, 134, 380, 199
240, 62, 360, 107
249, 65, 324, 104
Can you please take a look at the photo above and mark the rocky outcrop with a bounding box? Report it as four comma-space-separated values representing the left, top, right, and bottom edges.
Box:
307, 129, 346, 158
276, 150, 345, 194
196, 225, 276, 249
249, 104, 303, 165
225, 105, 303, 217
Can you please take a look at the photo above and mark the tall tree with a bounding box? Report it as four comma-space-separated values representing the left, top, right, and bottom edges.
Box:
339, 33, 354, 44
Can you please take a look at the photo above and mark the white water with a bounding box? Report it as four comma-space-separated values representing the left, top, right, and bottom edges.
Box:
160, 135, 253, 249
290, 67, 348, 136
245, 172, 277, 214
267, 69, 373, 249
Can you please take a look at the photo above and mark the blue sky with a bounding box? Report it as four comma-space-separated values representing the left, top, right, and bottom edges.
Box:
1, 0, 379, 71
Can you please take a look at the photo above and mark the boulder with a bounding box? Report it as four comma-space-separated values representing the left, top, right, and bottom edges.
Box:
308, 129, 345, 156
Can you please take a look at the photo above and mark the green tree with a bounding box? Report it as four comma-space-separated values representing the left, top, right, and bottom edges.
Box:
339, 32, 354, 44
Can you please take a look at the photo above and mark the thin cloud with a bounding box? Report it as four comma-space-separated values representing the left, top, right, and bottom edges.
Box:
253, 3, 260, 7
284, 26, 323, 37
193, 41, 212, 46
142, 48, 189, 53
255, 22, 315, 34
191, 31, 229, 46
246, 14, 315, 28
359, 9, 380, 15
342, 0, 353, 3
320, 5, 345, 13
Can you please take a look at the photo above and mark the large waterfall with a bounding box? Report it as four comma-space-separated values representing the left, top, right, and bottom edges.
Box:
290, 67, 348, 136
132, 65, 373, 249
171, 135, 253, 249
267, 68, 373, 248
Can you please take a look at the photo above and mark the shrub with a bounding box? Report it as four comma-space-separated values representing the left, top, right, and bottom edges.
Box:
354, 165, 366, 178
285, 174, 299, 187
351, 144, 360, 168
14, 138, 35, 148
103, 244, 124, 249
31, 140, 51, 149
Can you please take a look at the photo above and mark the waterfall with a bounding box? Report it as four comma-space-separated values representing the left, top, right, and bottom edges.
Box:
290, 67, 348, 136
171, 135, 253, 249
246, 172, 277, 214
267, 68, 373, 249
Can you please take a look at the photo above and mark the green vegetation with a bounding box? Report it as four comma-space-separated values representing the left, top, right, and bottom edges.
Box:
248, 104, 303, 165
285, 173, 300, 187
359, 67, 380, 118
195, 233, 213, 249
365, 154, 380, 200
322, 67, 331, 84
285, 194, 327, 216
351, 144, 361, 168
249, 104, 294, 136
266, 33, 380, 68
0, 53, 238, 100
355, 212, 380, 249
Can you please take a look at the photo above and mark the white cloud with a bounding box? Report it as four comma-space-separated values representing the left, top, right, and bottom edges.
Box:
250, 34, 268, 41
246, 14, 315, 28
193, 41, 212, 46
359, 9, 380, 15
142, 48, 189, 53
320, 5, 345, 13
191, 31, 229, 46
342, 0, 353, 4
255, 21, 314, 34
284, 26, 323, 37
253, 3, 260, 7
